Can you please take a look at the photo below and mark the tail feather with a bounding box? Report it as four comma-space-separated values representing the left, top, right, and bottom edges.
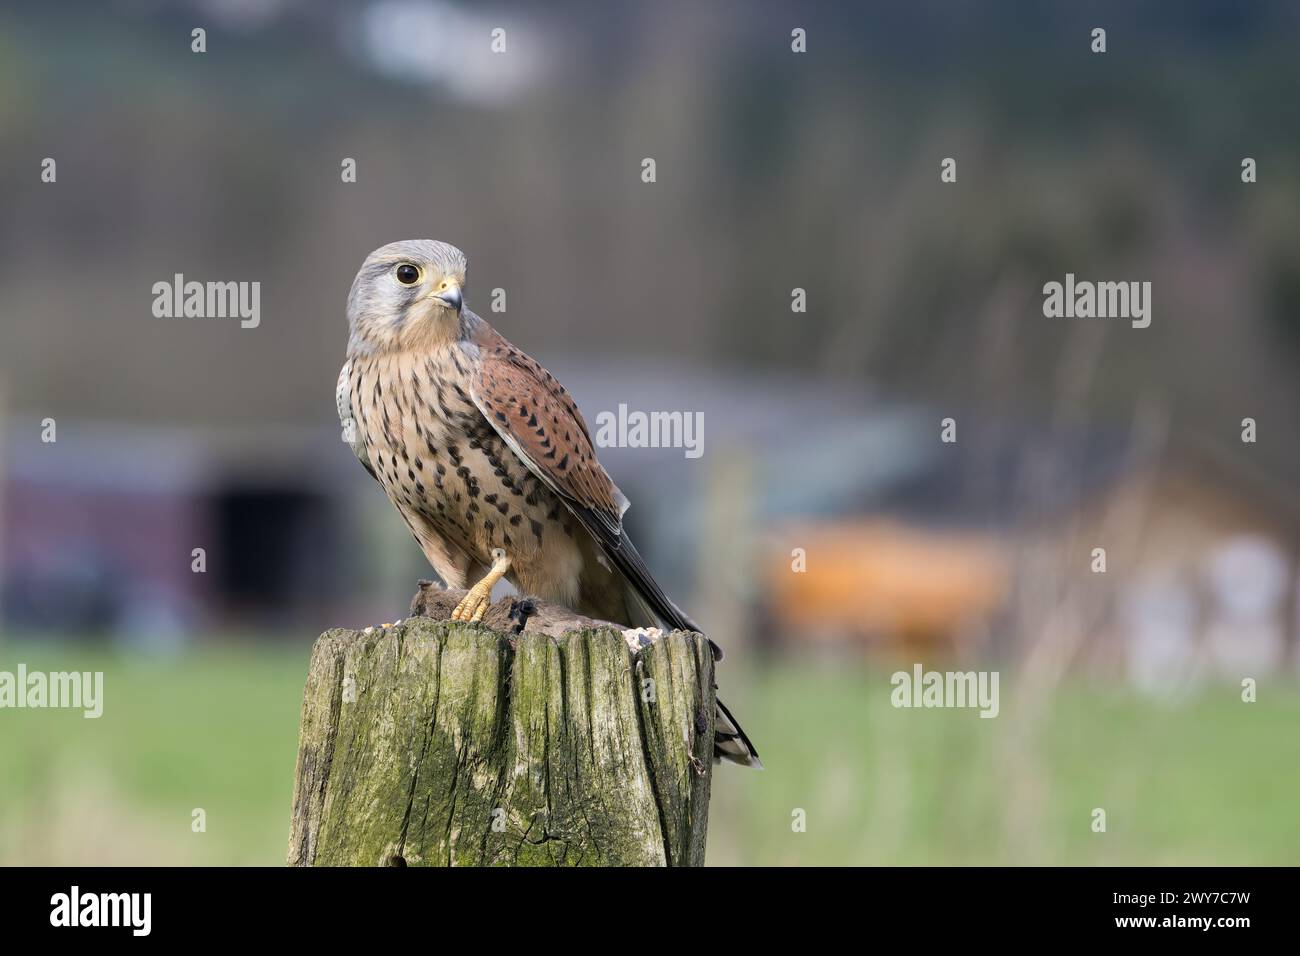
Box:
714, 695, 763, 769
622, 583, 762, 769
606, 541, 759, 769
609, 536, 725, 660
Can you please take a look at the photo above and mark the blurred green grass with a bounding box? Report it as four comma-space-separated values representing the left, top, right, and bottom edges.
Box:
2, 640, 1297, 865
0, 639, 305, 865
712, 662, 1300, 865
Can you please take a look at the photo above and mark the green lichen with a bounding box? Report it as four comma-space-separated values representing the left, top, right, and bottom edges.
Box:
287, 618, 714, 867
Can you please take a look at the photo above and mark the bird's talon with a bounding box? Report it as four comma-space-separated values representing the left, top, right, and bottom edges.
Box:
450, 551, 513, 624
452, 584, 491, 622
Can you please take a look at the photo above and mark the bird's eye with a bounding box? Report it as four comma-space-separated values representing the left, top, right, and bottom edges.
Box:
395, 264, 420, 285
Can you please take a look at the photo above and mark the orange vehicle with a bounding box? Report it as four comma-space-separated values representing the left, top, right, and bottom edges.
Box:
764, 518, 1008, 656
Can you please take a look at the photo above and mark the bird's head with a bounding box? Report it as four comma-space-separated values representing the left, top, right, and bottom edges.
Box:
346, 239, 469, 354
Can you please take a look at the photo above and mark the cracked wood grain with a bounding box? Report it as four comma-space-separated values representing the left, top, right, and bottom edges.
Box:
286, 589, 715, 867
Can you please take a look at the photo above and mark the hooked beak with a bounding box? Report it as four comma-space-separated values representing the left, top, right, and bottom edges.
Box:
433, 283, 463, 313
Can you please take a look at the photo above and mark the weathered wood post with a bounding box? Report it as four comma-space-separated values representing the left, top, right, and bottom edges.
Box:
287, 585, 716, 866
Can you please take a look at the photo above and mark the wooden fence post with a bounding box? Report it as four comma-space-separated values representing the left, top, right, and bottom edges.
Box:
286, 586, 715, 866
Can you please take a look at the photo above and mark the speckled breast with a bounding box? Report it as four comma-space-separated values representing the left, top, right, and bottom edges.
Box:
351, 346, 575, 568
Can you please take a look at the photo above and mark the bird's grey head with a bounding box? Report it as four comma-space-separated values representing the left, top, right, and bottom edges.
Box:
346, 239, 469, 354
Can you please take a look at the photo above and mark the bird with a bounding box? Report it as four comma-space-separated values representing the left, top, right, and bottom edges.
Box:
338, 239, 760, 768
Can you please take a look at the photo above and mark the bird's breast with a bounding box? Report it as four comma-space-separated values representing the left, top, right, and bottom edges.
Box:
352, 347, 584, 588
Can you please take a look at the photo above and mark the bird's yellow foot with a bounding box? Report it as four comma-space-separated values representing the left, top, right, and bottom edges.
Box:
452, 549, 512, 623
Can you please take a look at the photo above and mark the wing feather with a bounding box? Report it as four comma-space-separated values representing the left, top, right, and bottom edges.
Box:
468, 325, 703, 637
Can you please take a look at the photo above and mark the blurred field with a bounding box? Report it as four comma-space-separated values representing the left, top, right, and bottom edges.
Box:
2, 638, 1296, 866
0, 639, 303, 865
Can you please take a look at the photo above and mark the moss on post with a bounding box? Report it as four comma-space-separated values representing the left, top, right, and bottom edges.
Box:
286, 614, 715, 866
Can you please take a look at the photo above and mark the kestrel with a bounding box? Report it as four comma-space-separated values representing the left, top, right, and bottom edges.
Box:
338, 240, 760, 767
